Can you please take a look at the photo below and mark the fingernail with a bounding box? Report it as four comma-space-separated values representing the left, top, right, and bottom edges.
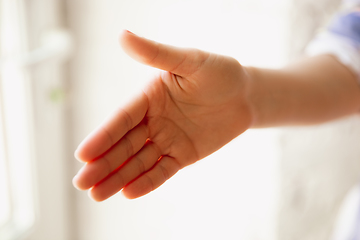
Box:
125, 30, 135, 35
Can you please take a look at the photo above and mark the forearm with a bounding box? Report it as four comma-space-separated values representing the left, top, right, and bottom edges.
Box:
246, 54, 360, 128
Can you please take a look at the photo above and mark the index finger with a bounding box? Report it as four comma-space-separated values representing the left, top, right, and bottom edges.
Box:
75, 92, 149, 162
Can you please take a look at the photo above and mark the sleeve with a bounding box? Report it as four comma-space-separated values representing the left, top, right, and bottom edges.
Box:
305, 11, 360, 82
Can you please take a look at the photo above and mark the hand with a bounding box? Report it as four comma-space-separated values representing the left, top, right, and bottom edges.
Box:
72, 30, 254, 201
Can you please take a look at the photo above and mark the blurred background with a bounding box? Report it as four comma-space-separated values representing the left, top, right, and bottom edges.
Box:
1, 0, 360, 239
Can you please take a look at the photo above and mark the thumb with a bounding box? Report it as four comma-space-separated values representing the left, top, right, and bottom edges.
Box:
119, 30, 209, 77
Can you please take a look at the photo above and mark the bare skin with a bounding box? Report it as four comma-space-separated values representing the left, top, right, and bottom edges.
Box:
73, 30, 360, 201
73, 30, 253, 201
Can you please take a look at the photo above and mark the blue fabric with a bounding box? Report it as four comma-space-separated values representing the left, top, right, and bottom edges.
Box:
329, 11, 360, 45
351, 184, 360, 240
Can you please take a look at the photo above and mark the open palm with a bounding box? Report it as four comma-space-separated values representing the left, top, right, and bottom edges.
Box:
73, 30, 253, 201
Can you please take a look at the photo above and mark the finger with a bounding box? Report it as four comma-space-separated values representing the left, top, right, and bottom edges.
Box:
122, 156, 181, 199
75, 92, 148, 162
72, 123, 149, 190
88, 142, 162, 202
119, 30, 210, 77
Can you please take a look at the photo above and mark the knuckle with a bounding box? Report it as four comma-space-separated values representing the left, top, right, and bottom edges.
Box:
100, 126, 114, 146
134, 156, 146, 174
121, 108, 133, 131
102, 155, 113, 175
147, 42, 160, 66
123, 136, 134, 158
144, 174, 154, 192
158, 163, 170, 181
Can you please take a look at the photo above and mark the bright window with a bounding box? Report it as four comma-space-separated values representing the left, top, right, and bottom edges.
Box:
0, 0, 37, 239
0, 0, 73, 238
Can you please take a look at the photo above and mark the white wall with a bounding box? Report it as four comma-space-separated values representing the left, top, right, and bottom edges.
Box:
66, 0, 289, 239
278, 116, 360, 240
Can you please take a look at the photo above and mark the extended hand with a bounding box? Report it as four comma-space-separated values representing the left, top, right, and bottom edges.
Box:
72, 30, 253, 201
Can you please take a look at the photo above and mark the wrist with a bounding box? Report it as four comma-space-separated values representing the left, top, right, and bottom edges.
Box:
242, 66, 262, 128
